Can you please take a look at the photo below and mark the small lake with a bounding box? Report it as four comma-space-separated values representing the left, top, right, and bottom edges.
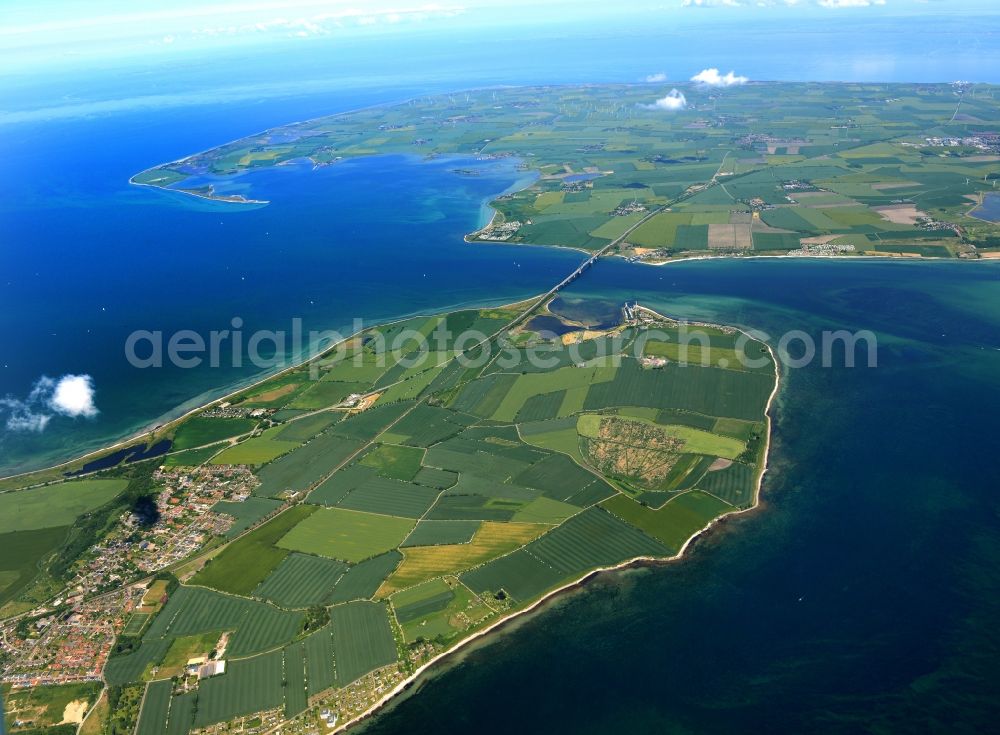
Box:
971, 192, 1000, 222
547, 296, 623, 329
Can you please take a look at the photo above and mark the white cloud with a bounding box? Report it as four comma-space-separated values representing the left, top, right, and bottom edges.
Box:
0, 374, 98, 432
50, 375, 98, 418
191, 4, 466, 39
682, 0, 745, 6
818, 0, 885, 6
648, 89, 688, 111
682, 0, 883, 6
691, 68, 749, 86
645, 72, 668, 83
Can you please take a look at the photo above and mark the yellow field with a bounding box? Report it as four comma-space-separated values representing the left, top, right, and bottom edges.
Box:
79, 692, 107, 735
142, 579, 170, 607
248, 383, 300, 403
237, 148, 287, 166
378, 522, 548, 596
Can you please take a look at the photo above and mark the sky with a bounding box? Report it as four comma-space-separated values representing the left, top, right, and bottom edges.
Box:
3, 0, 998, 75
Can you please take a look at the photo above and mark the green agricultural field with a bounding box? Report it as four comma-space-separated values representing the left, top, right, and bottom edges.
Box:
162, 445, 222, 467
283, 643, 308, 718
584, 358, 773, 421
171, 417, 258, 450
514, 452, 611, 502
697, 461, 759, 507
308, 464, 379, 506
274, 412, 339, 441
359, 443, 425, 481
253, 552, 348, 607
377, 362, 447, 403
277, 507, 414, 563
134, 585, 304, 661
401, 520, 481, 547
104, 640, 172, 686
393, 578, 493, 644
448, 372, 520, 417
602, 490, 734, 552
326, 551, 402, 604
336, 476, 441, 518
518, 416, 586, 463
0, 526, 71, 606
211, 497, 284, 537
0, 478, 127, 534
491, 364, 618, 422
253, 432, 364, 497
329, 601, 398, 685
194, 649, 286, 727
191, 505, 317, 595
515, 390, 566, 422
379, 404, 476, 446
511, 496, 580, 524
390, 578, 454, 624
461, 508, 668, 602
164, 692, 196, 735
642, 340, 747, 370
289, 381, 368, 410
136, 679, 172, 735
412, 466, 458, 490
329, 400, 416, 441
303, 625, 336, 695
209, 426, 300, 466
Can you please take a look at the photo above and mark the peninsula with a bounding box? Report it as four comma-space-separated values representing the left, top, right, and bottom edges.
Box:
1, 295, 776, 735
132, 82, 1000, 261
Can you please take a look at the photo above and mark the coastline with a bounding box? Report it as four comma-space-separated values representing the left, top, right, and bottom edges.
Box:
324, 320, 782, 735
5, 251, 782, 731
128, 176, 269, 206
0, 285, 562, 484
5, 235, 990, 486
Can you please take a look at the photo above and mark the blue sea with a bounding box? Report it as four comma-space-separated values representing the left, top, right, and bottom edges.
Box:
2, 16, 1000, 730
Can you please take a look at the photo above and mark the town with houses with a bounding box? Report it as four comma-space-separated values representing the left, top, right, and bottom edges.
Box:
1, 465, 265, 691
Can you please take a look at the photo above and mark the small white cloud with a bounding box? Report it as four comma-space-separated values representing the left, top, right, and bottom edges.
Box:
682, 0, 745, 6
818, 0, 886, 6
49, 374, 98, 418
691, 68, 749, 86
684, 0, 854, 7
645, 72, 668, 83
2, 405, 51, 433
648, 89, 688, 111
0, 373, 98, 432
